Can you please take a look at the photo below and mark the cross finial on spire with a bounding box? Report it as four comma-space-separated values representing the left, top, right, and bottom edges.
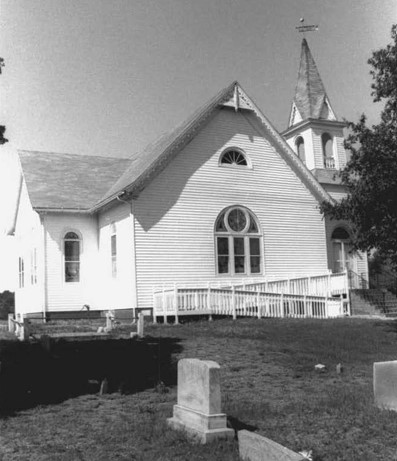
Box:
295, 18, 319, 38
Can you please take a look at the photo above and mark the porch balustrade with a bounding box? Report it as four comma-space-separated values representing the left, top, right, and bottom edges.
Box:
153, 271, 349, 322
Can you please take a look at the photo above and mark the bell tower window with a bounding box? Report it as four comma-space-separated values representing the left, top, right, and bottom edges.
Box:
322, 133, 335, 169
295, 136, 306, 164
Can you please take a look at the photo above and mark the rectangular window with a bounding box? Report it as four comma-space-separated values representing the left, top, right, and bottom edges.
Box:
234, 237, 245, 274
217, 237, 229, 274
31, 249, 37, 285
18, 257, 24, 288
111, 234, 117, 278
249, 238, 261, 274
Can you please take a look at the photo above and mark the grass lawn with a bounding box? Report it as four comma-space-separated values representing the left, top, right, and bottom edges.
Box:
1, 317, 397, 460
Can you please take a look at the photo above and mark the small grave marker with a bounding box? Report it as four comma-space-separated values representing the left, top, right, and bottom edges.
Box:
137, 312, 144, 338
167, 358, 234, 443
238, 430, 306, 461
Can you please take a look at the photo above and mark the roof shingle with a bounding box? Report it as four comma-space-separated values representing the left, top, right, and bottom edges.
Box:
19, 151, 130, 210
293, 39, 329, 120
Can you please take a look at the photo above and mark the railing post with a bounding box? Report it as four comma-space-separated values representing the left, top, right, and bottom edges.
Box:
174, 284, 179, 325
303, 295, 307, 317
340, 296, 344, 317
325, 297, 329, 318
163, 285, 168, 325
327, 274, 332, 297
308, 276, 311, 295
280, 293, 284, 317
257, 291, 261, 319
232, 285, 237, 320
207, 283, 212, 320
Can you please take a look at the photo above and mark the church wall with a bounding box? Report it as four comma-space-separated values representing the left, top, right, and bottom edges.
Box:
14, 180, 45, 316
97, 202, 136, 311
43, 213, 100, 311
134, 108, 329, 309
322, 184, 347, 201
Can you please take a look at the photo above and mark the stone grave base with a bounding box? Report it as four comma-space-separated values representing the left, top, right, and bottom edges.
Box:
167, 404, 234, 443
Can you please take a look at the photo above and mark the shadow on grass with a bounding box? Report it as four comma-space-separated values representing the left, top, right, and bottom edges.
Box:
0, 335, 182, 415
227, 415, 258, 433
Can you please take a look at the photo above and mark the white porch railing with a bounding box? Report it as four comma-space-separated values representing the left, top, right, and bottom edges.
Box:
232, 271, 348, 297
153, 286, 347, 322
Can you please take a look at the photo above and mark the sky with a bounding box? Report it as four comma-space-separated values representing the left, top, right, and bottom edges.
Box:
0, 0, 396, 291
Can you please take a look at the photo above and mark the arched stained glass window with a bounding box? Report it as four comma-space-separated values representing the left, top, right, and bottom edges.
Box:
215, 206, 262, 275
64, 231, 81, 283
220, 149, 248, 167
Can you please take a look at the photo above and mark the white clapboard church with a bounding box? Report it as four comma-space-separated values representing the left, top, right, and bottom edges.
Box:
6, 39, 368, 320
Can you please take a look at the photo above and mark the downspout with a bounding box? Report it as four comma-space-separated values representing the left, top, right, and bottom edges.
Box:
41, 214, 48, 321
116, 194, 138, 316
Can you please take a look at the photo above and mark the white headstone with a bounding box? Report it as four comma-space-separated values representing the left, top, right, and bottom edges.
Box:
238, 430, 306, 461
374, 360, 397, 411
167, 358, 234, 443
137, 312, 144, 338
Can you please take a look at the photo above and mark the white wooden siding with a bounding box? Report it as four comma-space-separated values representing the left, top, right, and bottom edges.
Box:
14, 180, 45, 315
134, 108, 329, 309
98, 203, 136, 310
44, 213, 99, 311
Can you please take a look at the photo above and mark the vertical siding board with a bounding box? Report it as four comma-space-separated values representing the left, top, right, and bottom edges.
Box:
134, 109, 329, 309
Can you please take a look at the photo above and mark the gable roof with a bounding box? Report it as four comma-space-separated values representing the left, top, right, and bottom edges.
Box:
289, 38, 336, 126
94, 81, 238, 209
17, 81, 333, 217
92, 81, 332, 210
19, 150, 130, 211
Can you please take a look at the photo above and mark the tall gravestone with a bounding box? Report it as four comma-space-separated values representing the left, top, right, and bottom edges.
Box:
167, 358, 234, 443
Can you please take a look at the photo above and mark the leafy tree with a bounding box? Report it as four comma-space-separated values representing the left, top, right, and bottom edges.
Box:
322, 24, 397, 266
0, 290, 14, 319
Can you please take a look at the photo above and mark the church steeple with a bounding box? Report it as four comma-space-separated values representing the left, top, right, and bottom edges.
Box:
282, 38, 347, 173
288, 39, 336, 127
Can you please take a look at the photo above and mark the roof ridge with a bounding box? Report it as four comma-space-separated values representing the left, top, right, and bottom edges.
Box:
18, 149, 131, 161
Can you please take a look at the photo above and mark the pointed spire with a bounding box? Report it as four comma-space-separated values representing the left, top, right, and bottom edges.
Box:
292, 38, 332, 122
